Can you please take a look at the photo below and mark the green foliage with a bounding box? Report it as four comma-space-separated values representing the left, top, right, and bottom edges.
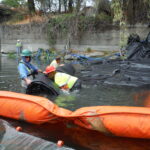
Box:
55, 94, 75, 107
111, 0, 128, 49
34, 48, 57, 61
7, 52, 16, 59
1, 0, 23, 8
47, 14, 75, 45
86, 47, 92, 53
119, 31, 128, 48
144, 0, 150, 18
49, 47, 56, 54
111, 0, 123, 22
9, 13, 24, 23
96, 12, 112, 22
47, 14, 111, 46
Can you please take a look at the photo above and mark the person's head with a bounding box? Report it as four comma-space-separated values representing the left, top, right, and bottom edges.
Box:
21, 49, 32, 63
56, 56, 61, 64
44, 66, 56, 79
17, 39, 20, 42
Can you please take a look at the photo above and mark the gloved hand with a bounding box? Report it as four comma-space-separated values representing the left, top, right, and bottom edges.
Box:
61, 84, 69, 90
24, 78, 32, 85
38, 69, 43, 73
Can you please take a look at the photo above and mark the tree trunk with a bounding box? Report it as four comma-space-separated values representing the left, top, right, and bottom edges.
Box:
63, 0, 67, 12
58, 0, 61, 13
76, 0, 82, 13
27, 0, 35, 14
126, 0, 148, 24
68, 0, 73, 13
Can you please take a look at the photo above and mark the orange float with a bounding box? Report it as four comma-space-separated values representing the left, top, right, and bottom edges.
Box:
0, 91, 150, 139
57, 140, 64, 147
16, 126, 22, 131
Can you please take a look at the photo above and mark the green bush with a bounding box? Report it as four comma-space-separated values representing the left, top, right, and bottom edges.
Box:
7, 52, 16, 59
47, 14, 112, 46
96, 13, 112, 22
86, 47, 92, 52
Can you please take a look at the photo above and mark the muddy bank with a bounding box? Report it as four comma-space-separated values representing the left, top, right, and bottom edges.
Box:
0, 23, 149, 53
76, 58, 150, 89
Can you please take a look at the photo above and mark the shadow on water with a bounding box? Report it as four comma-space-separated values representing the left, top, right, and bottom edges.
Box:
2, 117, 150, 150
0, 119, 75, 150
1, 56, 150, 149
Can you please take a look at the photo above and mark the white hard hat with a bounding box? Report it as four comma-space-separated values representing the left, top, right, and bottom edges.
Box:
17, 39, 20, 42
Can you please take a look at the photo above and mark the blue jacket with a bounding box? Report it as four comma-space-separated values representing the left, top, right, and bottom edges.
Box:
18, 57, 38, 79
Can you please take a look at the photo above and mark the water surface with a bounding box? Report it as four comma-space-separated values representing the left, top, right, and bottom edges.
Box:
0, 56, 150, 150
0, 56, 145, 109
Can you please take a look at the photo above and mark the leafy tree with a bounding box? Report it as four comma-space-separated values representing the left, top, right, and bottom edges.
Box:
63, 0, 68, 12
1, 0, 24, 8
75, 0, 83, 13
144, 0, 150, 19
95, 0, 111, 16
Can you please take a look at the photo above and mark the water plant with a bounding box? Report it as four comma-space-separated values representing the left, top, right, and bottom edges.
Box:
86, 47, 92, 53
7, 52, 16, 59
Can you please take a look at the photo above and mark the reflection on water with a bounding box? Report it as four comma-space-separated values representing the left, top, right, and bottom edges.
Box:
55, 93, 77, 107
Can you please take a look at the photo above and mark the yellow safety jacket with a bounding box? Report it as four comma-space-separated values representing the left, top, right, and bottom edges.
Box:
16, 42, 22, 47
54, 72, 78, 89
50, 59, 59, 68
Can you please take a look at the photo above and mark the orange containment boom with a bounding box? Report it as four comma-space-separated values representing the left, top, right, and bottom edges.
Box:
0, 91, 150, 139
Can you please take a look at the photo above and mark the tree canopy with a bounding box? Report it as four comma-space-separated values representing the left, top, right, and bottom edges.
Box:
0, 0, 149, 24
1, 0, 25, 8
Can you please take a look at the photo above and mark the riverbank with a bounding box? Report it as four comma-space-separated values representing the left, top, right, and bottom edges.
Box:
0, 24, 149, 53
0, 14, 149, 53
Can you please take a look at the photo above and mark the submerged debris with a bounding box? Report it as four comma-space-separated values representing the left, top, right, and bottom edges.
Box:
126, 32, 150, 60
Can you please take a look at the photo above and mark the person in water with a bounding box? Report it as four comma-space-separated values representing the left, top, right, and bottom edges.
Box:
16, 39, 22, 56
18, 49, 41, 88
49, 56, 64, 68
44, 66, 81, 92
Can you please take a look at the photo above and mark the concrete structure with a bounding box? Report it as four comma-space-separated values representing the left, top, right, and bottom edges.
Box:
0, 23, 149, 53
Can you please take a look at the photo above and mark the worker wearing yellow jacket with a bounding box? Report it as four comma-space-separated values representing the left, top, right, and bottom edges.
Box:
44, 66, 81, 91
16, 39, 22, 56
50, 56, 64, 68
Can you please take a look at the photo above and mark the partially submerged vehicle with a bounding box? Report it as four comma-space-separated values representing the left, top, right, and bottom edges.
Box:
26, 64, 76, 99
26, 73, 60, 99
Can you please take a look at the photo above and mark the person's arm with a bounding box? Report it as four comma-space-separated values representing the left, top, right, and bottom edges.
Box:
59, 64, 64, 66
18, 63, 32, 85
23, 77, 32, 85
38, 69, 43, 73
30, 63, 39, 74
18, 63, 28, 79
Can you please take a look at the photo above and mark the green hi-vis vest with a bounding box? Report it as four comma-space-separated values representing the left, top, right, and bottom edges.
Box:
50, 59, 59, 68
16, 42, 22, 47
55, 72, 78, 89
